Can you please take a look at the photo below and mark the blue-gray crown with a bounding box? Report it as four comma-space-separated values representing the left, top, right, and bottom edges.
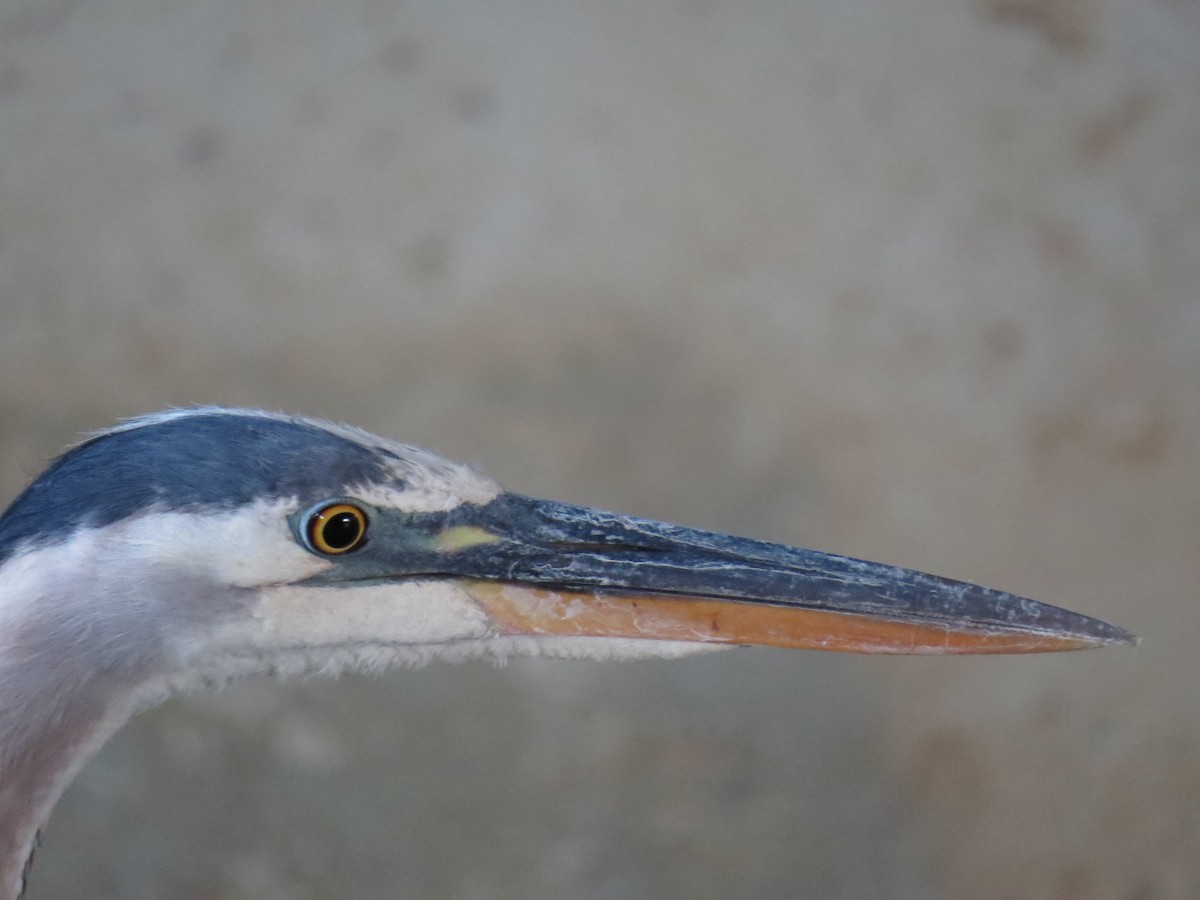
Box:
0, 412, 402, 564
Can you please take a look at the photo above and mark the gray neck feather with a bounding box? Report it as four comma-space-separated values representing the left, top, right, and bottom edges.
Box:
0, 551, 246, 899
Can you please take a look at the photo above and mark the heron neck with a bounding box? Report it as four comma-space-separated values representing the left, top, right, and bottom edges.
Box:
0, 553, 169, 899
0, 670, 146, 899
2, 638, 161, 900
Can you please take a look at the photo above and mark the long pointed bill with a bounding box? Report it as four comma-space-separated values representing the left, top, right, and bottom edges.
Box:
369, 494, 1136, 655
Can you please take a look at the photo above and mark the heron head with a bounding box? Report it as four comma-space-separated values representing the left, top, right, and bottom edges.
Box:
0, 407, 1134, 696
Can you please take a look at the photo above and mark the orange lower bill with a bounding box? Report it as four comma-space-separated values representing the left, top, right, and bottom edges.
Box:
463, 581, 1101, 655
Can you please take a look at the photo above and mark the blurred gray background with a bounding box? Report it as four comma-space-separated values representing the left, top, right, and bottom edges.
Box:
1, 1, 1196, 897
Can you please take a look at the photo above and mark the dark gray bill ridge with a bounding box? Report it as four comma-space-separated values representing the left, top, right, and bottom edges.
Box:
462, 495, 1135, 644
302, 493, 1136, 646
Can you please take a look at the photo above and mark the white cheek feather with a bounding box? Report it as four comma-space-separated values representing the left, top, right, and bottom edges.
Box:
174, 576, 724, 688
249, 581, 494, 649
0, 534, 113, 630
111, 501, 331, 588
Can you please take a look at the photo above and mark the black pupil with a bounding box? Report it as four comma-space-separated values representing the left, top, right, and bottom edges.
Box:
322, 512, 362, 550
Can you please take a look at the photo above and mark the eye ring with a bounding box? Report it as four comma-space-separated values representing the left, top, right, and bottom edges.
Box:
305, 502, 369, 555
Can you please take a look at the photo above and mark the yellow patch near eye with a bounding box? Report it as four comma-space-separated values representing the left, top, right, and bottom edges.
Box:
434, 525, 502, 551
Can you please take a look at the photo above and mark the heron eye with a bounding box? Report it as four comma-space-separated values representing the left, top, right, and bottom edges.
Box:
306, 503, 368, 555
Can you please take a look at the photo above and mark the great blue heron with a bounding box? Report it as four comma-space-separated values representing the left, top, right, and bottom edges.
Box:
0, 408, 1133, 896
